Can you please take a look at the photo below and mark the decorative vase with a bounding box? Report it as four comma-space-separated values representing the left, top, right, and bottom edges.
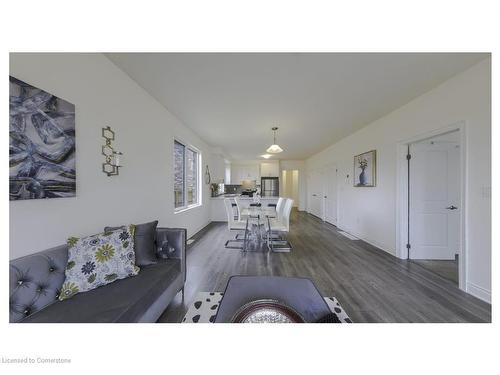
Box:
359, 168, 366, 185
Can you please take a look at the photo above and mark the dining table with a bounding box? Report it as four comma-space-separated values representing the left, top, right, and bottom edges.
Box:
239, 206, 276, 251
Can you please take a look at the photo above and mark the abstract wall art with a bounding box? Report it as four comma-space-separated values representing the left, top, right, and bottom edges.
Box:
9, 76, 76, 200
354, 150, 376, 187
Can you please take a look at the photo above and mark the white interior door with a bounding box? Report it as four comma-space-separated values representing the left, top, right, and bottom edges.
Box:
323, 166, 337, 225
409, 138, 460, 260
307, 170, 323, 219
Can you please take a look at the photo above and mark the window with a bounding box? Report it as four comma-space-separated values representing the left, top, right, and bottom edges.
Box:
174, 140, 200, 210
174, 141, 185, 208
186, 148, 198, 205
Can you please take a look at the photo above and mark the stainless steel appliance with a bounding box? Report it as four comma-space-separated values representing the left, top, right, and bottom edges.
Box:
261, 177, 279, 197
241, 189, 257, 197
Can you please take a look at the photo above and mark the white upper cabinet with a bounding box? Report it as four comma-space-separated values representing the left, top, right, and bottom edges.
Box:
260, 162, 280, 177
230, 164, 260, 184
229, 162, 280, 184
209, 153, 226, 183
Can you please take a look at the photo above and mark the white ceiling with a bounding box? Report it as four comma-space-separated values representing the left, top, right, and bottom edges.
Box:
107, 53, 487, 160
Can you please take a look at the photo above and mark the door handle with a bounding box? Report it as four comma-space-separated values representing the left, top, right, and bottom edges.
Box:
446, 205, 458, 210
324, 196, 327, 198
312, 194, 317, 197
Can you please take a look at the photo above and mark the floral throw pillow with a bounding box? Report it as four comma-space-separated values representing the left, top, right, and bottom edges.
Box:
59, 225, 140, 301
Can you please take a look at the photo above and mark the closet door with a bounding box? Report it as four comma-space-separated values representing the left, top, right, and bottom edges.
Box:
308, 170, 323, 219
323, 165, 337, 225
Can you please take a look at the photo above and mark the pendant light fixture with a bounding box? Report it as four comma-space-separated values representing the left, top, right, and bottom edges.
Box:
266, 127, 284, 154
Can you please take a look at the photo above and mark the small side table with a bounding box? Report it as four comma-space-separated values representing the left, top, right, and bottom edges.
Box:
215, 276, 331, 322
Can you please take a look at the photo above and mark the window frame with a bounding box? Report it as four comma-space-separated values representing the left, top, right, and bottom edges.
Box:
174, 138, 202, 213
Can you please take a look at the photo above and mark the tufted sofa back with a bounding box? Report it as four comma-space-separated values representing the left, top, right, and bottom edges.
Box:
9, 245, 68, 323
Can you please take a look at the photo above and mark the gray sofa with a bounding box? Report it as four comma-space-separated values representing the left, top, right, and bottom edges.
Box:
9, 228, 186, 323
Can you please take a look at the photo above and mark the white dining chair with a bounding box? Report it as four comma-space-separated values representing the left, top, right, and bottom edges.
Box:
267, 197, 286, 240
234, 196, 248, 221
266, 198, 294, 252
224, 198, 249, 250
275, 197, 285, 220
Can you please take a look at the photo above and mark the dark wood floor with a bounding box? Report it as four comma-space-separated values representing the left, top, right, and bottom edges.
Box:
412, 258, 459, 285
158, 210, 491, 323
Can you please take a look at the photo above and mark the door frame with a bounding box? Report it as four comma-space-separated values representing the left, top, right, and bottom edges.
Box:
396, 121, 467, 291
306, 168, 323, 220
306, 165, 339, 223
322, 163, 338, 225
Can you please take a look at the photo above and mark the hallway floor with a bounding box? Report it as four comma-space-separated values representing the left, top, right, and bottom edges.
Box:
412, 258, 459, 284
159, 210, 490, 323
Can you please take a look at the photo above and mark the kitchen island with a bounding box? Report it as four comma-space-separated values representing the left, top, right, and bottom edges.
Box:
210, 195, 279, 221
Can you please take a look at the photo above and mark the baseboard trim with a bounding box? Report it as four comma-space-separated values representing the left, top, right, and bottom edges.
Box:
189, 221, 212, 239
467, 282, 491, 304
337, 225, 395, 257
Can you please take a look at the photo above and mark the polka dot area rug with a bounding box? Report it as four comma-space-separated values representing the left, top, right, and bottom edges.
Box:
182, 292, 352, 323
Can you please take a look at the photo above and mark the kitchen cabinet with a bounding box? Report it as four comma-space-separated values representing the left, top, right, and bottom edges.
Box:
260, 162, 280, 177
209, 153, 226, 182
211, 198, 237, 221
231, 164, 260, 184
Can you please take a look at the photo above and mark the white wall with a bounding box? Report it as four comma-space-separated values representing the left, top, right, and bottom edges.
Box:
306, 59, 491, 302
10, 53, 214, 259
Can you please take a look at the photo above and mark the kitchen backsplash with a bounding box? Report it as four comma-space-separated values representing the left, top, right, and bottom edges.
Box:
224, 184, 242, 194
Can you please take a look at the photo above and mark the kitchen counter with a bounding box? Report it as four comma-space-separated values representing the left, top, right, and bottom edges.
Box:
210, 194, 279, 200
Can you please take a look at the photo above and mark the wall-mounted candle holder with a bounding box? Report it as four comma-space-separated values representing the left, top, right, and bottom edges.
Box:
102, 126, 123, 176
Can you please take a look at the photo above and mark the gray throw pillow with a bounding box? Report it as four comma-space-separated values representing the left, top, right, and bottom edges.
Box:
105, 220, 158, 266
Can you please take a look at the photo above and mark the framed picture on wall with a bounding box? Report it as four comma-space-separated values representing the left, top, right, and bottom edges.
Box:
9, 76, 76, 200
354, 150, 376, 187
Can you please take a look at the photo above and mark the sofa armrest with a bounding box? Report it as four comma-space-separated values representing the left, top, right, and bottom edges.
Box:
156, 227, 186, 282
